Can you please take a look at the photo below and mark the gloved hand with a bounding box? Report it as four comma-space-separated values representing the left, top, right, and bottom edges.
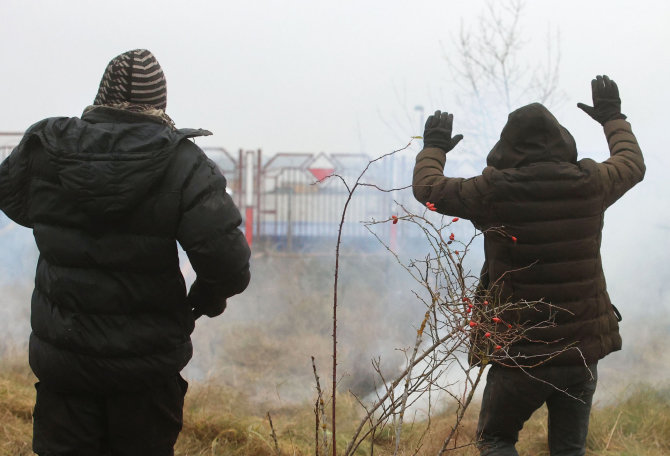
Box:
188, 279, 227, 319
577, 75, 627, 125
192, 299, 226, 320
423, 110, 464, 153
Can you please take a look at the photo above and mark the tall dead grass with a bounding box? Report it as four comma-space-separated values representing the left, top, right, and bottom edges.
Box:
2, 353, 668, 455
2, 251, 670, 455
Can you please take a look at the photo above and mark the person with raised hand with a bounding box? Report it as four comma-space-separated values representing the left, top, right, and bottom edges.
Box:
413, 75, 644, 455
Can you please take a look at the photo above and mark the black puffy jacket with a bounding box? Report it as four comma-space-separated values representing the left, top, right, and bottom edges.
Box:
0, 107, 250, 392
413, 103, 645, 367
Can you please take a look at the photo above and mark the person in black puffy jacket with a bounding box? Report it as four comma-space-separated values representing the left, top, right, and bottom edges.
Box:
0, 49, 251, 455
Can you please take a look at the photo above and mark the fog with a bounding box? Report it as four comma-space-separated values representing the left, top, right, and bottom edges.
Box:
1, 0, 669, 407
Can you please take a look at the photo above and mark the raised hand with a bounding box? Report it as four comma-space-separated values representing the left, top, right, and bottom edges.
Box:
423, 110, 464, 153
577, 75, 627, 125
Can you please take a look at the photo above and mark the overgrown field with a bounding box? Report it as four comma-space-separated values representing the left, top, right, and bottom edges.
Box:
2, 253, 670, 455
2, 354, 669, 456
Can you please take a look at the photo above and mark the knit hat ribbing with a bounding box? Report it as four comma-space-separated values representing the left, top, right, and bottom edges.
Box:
93, 49, 167, 110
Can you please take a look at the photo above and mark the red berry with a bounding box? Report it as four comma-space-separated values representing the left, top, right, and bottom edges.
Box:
484, 332, 491, 338
483, 300, 489, 306
507, 324, 512, 329
462, 297, 470, 303
452, 217, 459, 222
466, 308, 471, 313
393, 219, 398, 224
469, 321, 477, 328
454, 250, 459, 254
492, 317, 501, 323
495, 345, 502, 350
449, 233, 455, 241
511, 236, 517, 242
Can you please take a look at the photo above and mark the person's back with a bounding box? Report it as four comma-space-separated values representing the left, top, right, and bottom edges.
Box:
412, 76, 644, 455
470, 102, 628, 366
0, 49, 251, 455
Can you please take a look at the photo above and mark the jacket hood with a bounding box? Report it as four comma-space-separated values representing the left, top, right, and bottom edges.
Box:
29, 107, 211, 219
486, 103, 577, 170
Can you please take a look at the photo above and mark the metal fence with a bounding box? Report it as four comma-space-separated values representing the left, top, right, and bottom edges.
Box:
232, 148, 410, 252
1, 132, 420, 253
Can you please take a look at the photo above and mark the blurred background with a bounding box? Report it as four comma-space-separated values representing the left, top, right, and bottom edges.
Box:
0, 0, 668, 408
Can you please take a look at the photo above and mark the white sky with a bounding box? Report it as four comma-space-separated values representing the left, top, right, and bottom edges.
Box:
1, 1, 667, 155
1, 0, 669, 313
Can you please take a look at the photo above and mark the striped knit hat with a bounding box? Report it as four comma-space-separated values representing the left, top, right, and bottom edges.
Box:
93, 49, 167, 110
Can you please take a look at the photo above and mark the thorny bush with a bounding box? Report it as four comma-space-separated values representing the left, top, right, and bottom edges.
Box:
310, 144, 569, 456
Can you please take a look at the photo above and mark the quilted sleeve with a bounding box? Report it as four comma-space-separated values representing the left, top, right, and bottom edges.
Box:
177, 145, 250, 318
599, 119, 645, 207
412, 146, 492, 221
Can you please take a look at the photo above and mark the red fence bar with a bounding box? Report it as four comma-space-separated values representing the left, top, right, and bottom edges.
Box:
245, 207, 254, 247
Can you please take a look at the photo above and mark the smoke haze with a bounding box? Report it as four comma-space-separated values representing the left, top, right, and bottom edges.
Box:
1, 0, 668, 409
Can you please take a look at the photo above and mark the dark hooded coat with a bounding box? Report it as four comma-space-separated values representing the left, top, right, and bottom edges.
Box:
413, 103, 645, 367
0, 107, 250, 393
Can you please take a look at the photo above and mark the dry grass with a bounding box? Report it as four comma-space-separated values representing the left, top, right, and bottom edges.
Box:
0, 355, 36, 456
2, 354, 668, 456
2, 254, 669, 455
585, 385, 670, 456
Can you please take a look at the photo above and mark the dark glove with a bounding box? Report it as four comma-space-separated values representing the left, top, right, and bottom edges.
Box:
192, 298, 227, 319
423, 110, 464, 153
188, 278, 227, 319
577, 75, 627, 125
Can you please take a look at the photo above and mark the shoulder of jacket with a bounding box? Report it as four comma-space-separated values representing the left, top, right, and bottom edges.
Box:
168, 139, 222, 185
481, 165, 511, 184
172, 138, 209, 164
24, 118, 50, 134
481, 166, 497, 178
575, 158, 603, 181
577, 157, 598, 167
20, 117, 68, 142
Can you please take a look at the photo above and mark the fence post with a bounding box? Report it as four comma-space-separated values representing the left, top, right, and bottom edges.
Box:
244, 150, 255, 248
287, 187, 296, 251
256, 149, 262, 239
